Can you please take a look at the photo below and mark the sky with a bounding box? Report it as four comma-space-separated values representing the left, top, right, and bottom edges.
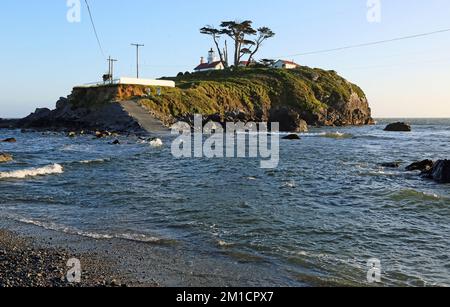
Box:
0, 0, 449, 118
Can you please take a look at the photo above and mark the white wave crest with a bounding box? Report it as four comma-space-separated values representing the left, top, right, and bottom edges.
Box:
0, 164, 63, 179
149, 138, 163, 147
138, 138, 163, 147
78, 158, 109, 164
6, 215, 169, 244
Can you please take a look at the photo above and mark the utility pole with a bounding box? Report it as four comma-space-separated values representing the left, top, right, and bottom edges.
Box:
107, 56, 118, 84
107, 56, 112, 76
131, 43, 144, 79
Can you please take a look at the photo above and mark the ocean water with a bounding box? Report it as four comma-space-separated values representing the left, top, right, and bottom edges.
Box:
0, 119, 449, 286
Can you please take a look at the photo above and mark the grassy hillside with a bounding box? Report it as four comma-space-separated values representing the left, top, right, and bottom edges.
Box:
136, 66, 368, 125
67, 66, 372, 129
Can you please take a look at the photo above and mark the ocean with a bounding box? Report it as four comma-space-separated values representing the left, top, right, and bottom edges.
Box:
1, 119, 449, 286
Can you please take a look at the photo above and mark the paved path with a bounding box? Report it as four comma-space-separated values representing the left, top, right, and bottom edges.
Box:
119, 101, 169, 134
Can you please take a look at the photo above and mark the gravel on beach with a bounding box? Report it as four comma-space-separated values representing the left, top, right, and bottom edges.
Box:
0, 229, 128, 287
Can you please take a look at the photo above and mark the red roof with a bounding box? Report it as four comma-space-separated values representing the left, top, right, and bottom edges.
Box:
194, 61, 223, 70
278, 60, 299, 66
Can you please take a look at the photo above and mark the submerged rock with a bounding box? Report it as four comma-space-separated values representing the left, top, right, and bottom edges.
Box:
428, 160, 450, 183
384, 122, 411, 132
0, 153, 13, 163
381, 162, 401, 168
406, 160, 434, 172
1, 138, 17, 143
282, 134, 301, 140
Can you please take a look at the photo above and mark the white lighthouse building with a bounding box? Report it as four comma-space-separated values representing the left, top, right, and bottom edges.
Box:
194, 48, 225, 72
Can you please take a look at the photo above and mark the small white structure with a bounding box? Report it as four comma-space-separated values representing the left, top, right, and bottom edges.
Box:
118, 77, 175, 88
79, 77, 175, 88
239, 61, 250, 67
272, 60, 300, 70
194, 48, 225, 72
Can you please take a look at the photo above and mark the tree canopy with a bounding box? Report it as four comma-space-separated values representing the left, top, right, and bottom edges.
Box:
200, 20, 275, 67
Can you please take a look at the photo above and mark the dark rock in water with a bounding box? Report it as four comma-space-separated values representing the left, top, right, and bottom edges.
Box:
0, 119, 20, 129
96, 131, 112, 139
381, 162, 401, 168
111, 140, 120, 145
406, 160, 434, 172
282, 134, 301, 140
1, 138, 17, 143
0, 153, 13, 163
384, 122, 411, 132
67, 132, 76, 138
428, 160, 450, 183
269, 108, 309, 132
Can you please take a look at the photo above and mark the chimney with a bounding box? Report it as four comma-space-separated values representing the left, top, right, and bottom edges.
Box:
200, 57, 205, 64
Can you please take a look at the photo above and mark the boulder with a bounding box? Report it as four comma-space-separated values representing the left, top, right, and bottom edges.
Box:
269, 108, 309, 132
406, 160, 434, 172
95, 131, 111, 138
429, 160, 450, 183
68, 132, 76, 138
1, 138, 17, 143
384, 122, 411, 132
282, 134, 301, 140
111, 140, 120, 145
0, 153, 13, 163
381, 162, 401, 168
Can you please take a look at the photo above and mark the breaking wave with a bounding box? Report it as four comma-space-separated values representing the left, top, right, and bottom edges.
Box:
6, 215, 173, 245
0, 164, 63, 179
138, 138, 164, 147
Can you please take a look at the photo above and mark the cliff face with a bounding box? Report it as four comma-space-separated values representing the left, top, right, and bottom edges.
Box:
9, 66, 374, 133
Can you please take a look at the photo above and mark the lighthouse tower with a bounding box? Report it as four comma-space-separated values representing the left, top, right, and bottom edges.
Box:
207, 48, 216, 64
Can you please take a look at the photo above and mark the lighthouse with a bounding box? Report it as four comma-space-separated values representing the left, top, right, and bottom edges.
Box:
193, 48, 225, 72
207, 48, 216, 64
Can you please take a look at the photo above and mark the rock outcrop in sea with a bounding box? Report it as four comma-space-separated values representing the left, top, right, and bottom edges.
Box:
384, 122, 412, 132
2, 67, 374, 133
423, 160, 450, 183
406, 160, 434, 172
0, 153, 13, 163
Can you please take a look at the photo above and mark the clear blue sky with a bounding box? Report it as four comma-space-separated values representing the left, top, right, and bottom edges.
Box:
1, 0, 449, 118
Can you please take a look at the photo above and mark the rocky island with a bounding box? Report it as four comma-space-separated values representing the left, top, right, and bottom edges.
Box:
1, 67, 374, 134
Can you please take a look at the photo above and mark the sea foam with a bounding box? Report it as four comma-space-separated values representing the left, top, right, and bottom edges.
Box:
149, 138, 163, 147
5, 215, 171, 245
0, 164, 63, 179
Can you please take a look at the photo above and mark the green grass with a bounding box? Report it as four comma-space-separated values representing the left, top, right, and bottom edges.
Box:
72, 67, 367, 123
145, 67, 366, 121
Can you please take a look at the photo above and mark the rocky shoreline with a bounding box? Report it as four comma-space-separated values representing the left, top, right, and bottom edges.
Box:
0, 229, 129, 287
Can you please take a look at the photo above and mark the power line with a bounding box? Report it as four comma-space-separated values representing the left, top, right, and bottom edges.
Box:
274, 28, 450, 58
84, 0, 105, 57
338, 57, 450, 71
